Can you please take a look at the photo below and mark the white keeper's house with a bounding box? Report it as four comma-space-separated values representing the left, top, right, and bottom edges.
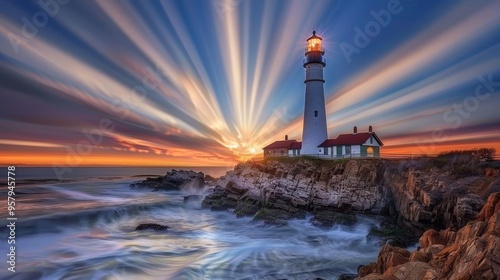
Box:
263, 31, 384, 159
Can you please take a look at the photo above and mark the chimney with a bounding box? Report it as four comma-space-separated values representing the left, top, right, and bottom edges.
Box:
353, 126, 357, 134
369, 125, 373, 132
285, 135, 288, 140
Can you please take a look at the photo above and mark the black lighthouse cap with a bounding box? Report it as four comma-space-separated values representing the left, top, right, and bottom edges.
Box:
306, 30, 322, 41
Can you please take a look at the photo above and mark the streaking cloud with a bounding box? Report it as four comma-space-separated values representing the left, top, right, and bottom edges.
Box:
0, 0, 499, 167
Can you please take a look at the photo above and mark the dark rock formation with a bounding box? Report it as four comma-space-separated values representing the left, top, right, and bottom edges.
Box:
356, 192, 500, 280
183, 194, 204, 203
130, 169, 205, 191
196, 157, 500, 279
386, 166, 488, 232
135, 223, 169, 231
202, 159, 390, 225
358, 244, 411, 277
338, 273, 357, 280
310, 209, 358, 229
201, 158, 499, 232
366, 220, 417, 248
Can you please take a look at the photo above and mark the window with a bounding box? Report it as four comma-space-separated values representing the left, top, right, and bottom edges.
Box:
307, 38, 322, 52
323, 148, 328, 155
370, 136, 373, 144
314, 110, 318, 117
345, 146, 351, 154
367, 147, 374, 157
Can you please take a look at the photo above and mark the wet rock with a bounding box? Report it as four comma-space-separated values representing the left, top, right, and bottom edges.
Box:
130, 170, 204, 191
202, 159, 390, 224
234, 197, 262, 217
262, 218, 288, 227
252, 207, 301, 224
202, 157, 499, 235
358, 263, 377, 278
359, 192, 500, 280
338, 273, 357, 280
367, 221, 417, 248
183, 194, 204, 203
436, 192, 500, 279
135, 223, 169, 231
310, 210, 357, 229
204, 174, 217, 182
358, 244, 410, 276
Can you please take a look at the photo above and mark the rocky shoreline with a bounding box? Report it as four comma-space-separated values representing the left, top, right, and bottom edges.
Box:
130, 169, 206, 191
130, 157, 500, 279
356, 192, 500, 279
201, 158, 498, 233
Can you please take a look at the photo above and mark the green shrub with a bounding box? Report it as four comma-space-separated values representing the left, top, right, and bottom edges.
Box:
434, 148, 496, 177
438, 148, 496, 163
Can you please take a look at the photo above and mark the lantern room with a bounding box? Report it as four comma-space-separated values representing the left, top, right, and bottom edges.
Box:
306, 31, 324, 54
303, 31, 326, 67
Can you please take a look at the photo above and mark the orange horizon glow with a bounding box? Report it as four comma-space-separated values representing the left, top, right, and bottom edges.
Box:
1, 139, 497, 168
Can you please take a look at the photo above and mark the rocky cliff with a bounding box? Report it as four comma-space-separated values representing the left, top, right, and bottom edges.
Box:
202, 157, 500, 233
357, 192, 500, 280
130, 169, 205, 191
202, 158, 389, 227
130, 157, 500, 279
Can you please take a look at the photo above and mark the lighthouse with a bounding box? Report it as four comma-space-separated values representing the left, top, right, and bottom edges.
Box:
262, 31, 384, 159
301, 31, 328, 155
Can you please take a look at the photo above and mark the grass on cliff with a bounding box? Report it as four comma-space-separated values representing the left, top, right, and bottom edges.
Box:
396, 148, 498, 178
261, 156, 356, 169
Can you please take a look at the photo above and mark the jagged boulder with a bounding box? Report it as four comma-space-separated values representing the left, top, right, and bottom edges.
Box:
310, 209, 357, 229
358, 244, 411, 276
130, 170, 205, 191
202, 159, 391, 224
436, 192, 500, 279
357, 192, 500, 280
383, 262, 437, 280
135, 223, 169, 231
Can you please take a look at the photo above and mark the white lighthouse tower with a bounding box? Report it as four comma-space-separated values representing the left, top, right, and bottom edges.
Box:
301, 31, 328, 155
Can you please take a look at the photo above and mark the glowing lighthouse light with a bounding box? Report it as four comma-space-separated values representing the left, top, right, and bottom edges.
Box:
306, 33, 323, 52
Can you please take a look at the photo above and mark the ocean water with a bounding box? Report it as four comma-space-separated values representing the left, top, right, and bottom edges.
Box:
0, 166, 233, 181
0, 167, 382, 280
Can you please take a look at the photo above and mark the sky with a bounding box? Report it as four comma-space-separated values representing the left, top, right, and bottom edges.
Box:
0, 0, 499, 168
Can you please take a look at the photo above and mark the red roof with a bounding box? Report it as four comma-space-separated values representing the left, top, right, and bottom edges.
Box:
262, 140, 298, 150
289, 141, 302, 149
318, 132, 383, 147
